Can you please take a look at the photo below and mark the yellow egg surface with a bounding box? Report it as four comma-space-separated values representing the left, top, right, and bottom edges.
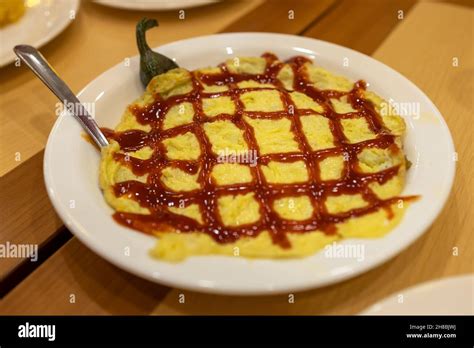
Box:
0, 0, 25, 27
99, 53, 413, 262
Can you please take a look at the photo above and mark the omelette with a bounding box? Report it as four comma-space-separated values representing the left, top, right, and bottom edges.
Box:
99, 53, 415, 262
0, 0, 25, 27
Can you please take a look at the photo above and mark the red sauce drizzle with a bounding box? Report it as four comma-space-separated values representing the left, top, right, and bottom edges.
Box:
102, 53, 418, 248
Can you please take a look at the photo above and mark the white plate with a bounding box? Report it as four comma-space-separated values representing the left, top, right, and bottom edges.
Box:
361, 275, 474, 315
0, 0, 79, 67
93, 0, 217, 11
44, 33, 456, 295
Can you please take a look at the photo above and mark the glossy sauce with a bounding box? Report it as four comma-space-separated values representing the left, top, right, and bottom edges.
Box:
103, 53, 417, 247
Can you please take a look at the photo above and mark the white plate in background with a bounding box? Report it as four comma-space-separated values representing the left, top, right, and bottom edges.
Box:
93, 0, 218, 11
44, 33, 456, 295
0, 0, 79, 67
362, 275, 474, 315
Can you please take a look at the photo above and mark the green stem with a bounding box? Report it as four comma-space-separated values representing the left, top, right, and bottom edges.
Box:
135, 17, 179, 87
136, 18, 157, 56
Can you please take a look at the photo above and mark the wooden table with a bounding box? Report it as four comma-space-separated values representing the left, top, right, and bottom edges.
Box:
0, 0, 472, 314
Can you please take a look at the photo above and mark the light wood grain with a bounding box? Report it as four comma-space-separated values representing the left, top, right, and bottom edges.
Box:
1, 1, 472, 314
303, 0, 416, 55
1, 238, 167, 314
222, 0, 337, 33
0, 151, 63, 280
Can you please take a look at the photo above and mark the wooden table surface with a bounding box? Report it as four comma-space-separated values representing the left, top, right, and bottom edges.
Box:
0, 0, 472, 315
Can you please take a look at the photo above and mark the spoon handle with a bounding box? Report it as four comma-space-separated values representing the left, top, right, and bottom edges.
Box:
14, 45, 109, 148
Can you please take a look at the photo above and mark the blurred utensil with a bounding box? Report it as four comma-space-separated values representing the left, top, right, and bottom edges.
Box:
14, 45, 108, 148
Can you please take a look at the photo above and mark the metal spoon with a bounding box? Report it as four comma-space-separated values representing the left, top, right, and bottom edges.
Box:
13, 45, 109, 148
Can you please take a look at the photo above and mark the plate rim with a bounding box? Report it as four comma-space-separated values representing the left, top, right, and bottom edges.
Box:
0, 0, 80, 67
92, 0, 217, 11
43, 32, 456, 295
361, 274, 474, 315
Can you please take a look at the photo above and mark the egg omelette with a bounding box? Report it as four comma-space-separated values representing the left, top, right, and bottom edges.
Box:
99, 53, 415, 262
